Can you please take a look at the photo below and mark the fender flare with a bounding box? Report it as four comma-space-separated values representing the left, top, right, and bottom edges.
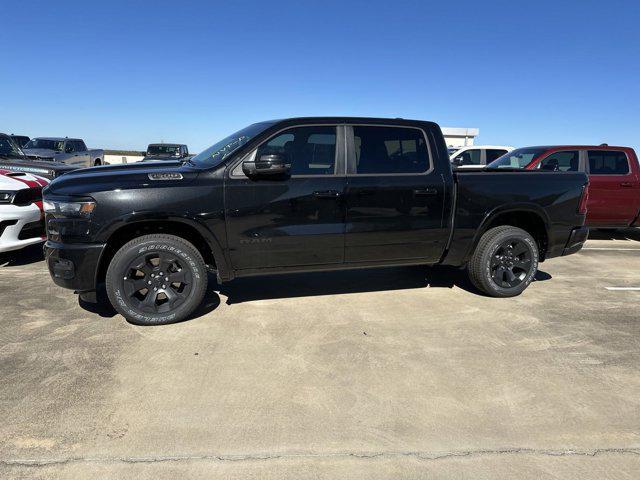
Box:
466, 203, 552, 262
97, 212, 233, 282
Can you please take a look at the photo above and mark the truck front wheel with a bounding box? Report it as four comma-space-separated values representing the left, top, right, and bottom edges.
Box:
105, 234, 208, 325
468, 226, 539, 297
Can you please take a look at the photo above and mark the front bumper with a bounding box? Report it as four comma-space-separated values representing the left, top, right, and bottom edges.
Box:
562, 226, 589, 256
0, 204, 45, 253
45, 240, 106, 292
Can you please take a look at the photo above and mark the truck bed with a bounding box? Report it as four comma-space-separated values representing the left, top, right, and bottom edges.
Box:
443, 170, 589, 266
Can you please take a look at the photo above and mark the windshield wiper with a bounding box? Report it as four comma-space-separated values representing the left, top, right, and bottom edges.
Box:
180, 157, 196, 166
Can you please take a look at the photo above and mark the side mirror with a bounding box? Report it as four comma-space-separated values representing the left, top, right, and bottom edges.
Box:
540, 162, 559, 172
243, 154, 290, 177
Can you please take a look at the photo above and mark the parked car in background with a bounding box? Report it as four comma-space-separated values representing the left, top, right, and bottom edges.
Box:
450, 145, 514, 168
0, 169, 48, 253
44, 117, 589, 325
22, 137, 104, 167
10, 134, 30, 149
488, 145, 640, 229
143, 143, 190, 161
0, 133, 78, 179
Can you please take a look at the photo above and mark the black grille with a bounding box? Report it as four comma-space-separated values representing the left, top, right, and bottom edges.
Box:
18, 220, 45, 240
12, 187, 43, 206
0, 220, 18, 237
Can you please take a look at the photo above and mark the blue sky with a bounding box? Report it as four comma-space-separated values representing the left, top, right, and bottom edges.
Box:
2, 0, 639, 152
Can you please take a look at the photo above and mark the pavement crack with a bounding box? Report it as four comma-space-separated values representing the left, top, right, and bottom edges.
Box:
2, 447, 640, 467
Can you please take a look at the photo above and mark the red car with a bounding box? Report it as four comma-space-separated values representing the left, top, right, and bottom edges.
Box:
488, 145, 640, 228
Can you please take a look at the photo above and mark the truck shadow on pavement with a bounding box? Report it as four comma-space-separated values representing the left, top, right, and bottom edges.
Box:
588, 227, 640, 242
79, 268, 552, 321
219, 266, 553, 305
0, 243, 44, 267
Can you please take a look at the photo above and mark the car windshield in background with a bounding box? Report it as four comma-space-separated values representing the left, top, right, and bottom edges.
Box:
189, 121, 277, 168
487, 147, 548, 169
24, 139, 64, 151
0, 136, 25, 157
148, 145, 180, 156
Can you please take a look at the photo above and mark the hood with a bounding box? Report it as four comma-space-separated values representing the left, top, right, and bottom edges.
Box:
0, 158, 78, 179
22, 148, 58, 159
0, 171, 49, 191
44, 161, 201, 197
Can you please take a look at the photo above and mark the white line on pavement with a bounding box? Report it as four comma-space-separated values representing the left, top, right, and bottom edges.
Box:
583, 248, 640, 251
605, 287, 640, 291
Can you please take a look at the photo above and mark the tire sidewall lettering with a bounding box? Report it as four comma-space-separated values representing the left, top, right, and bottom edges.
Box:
117, 242, 203, 322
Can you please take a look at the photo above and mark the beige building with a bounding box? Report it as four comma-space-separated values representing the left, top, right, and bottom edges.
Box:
441, 127, 479, 148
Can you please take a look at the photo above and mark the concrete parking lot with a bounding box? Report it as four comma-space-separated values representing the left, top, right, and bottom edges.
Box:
1, 229, 639, 479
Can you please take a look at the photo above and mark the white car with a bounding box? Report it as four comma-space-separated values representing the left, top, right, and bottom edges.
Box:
0, 170, 49, 253
450, 145, 514, 168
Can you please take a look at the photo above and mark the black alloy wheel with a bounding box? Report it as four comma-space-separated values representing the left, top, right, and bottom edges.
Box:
468, 225, 539, 298
123, 251, 193, 314
105, 234, 208, 325
489, 238, 532, 289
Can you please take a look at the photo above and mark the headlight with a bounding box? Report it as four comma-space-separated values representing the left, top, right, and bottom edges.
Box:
0, 191, 15, 203
43, 199, 96, 217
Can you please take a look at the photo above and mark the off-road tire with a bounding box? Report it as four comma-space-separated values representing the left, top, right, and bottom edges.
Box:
105, 234, 207, 325
468, 226, 538, 297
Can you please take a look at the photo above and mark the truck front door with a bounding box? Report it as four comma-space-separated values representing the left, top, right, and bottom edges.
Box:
225, 125, 346, 271
61, 141, 88, 166
344, 124, 447, 263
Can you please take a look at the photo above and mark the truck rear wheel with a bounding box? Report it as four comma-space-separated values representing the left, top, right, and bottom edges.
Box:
105, 234, 208, 325
468, 226, 538, 297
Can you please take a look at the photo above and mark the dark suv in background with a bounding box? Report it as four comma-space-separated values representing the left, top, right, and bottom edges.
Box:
143, 143, 190, 161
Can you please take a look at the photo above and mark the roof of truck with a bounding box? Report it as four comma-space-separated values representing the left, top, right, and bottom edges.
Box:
32, 137, 80, 141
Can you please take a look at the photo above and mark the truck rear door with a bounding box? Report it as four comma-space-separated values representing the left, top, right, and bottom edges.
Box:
344, 124, 447, 263
586, 149, 640, 227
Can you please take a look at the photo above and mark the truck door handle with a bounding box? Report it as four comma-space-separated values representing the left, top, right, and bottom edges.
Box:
413, 188, 438, 197
620, 182, 633, 188
313, 190, 342, 198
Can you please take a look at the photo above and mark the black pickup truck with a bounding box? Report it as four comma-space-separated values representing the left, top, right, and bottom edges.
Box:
43, 117, 589, 325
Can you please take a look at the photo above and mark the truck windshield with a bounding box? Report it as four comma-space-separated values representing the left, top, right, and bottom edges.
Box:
148, 145, 180, 156
487, 147, 548, 169
24, 139, 65, 152
0, 136, 25, 158
189, 121, 277, 168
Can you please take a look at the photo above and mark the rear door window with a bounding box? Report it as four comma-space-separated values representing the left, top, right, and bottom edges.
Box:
353, 126, 430, 174
537, 151, 580, 171
485, 149, 508, 163
588, 150, 629, 174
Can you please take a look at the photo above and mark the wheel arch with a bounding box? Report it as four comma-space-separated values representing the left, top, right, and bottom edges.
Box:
96, 217, 231, 287
473, 204, 551, 261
